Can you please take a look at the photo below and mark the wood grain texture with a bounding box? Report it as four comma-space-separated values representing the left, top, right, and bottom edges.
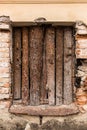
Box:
29, 27, 43, 105
40, 27, 48, 105
56, 27, 63, 105
63, 27, 73, 105
22, 27, 29, 105
13, 28, 21, 99
45, 27, 55, 105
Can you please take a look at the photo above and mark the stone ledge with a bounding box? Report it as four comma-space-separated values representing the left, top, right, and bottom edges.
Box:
10, 103, 79, 116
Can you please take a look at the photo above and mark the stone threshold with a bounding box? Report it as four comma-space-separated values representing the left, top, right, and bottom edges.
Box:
9, 103, 79, 116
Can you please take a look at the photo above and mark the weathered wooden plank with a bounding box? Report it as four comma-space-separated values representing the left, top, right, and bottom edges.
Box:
22, 27, 29, 105
64, 27, 73, 104
45, 27, 55, 105
56, 27, 63, 105
72, 29, 75, 102
40, 28, 48, 104
30, 26, 43, 105
10, 104, 79, 116
13, 28, 21, 99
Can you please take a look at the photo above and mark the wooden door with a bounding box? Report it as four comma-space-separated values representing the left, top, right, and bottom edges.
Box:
13, 25, 74, 106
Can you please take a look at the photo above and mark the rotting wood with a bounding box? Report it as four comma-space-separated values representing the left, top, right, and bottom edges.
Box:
22, 27, 29, 105
40, 27, 48, 105
30, 26, 43, 105
13, 28, 21, 99
10, 103, 79, 116
12, 25, 75, 108
45, 27, 55, 105
56, 27, 63, 105
64, 27, 73, 105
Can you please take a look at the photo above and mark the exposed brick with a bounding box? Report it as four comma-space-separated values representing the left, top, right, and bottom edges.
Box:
0, 87, 10, 94
0, 58, 10, 62
0, 32, 10, 43
0, 42, 10, 48
0, 82, 11, 88
0, 52, 9, 58
0, 94, 10, 99
0, 23, 11, 30
3, 82, 11, 88
0, 68, 10, 73
0, 73, 10, 78
76, 21, 87, 35
0, 62, 10, 67
0, 100, 11, 109
0, 78, 11, 83
0, 48, 9, 53
0, 16, 11, 111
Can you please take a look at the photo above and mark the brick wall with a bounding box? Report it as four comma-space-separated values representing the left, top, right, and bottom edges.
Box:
0, 16, 11, 110
75, 21, 87, 112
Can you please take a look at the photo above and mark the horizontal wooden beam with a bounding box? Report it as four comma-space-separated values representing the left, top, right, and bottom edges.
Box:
10, 103, 79, 116
0, 0, 87, 4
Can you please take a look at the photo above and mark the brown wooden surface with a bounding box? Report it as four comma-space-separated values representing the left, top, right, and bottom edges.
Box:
71, 29, 75, 102
63, 27, 73, 104
56, 27, 63, 105
40, 27, 48, 104
13, 25, 74, 107
22, 27, 29, 105
29, 27, 43, 105
13, 28, 21, 99
10, 103, 79, 116
45, 27, 55, 105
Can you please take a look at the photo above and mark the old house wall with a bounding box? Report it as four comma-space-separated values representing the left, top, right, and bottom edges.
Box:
0, 16, 11, 110
0, 2, 87, 129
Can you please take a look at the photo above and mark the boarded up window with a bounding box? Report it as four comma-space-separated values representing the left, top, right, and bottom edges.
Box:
13, 25, 75, 106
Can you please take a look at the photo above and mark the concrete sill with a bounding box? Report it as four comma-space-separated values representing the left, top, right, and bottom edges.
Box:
9, 103, 79, 116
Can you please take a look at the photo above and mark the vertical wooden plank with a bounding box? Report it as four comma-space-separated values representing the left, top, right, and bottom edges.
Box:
40, 27, 48, 105
64, 27, 73, 104
71, 28, 75, 102
30, 26, 43, 105
22, 27, 29, 105
56, 27, 63, 105
13, 28, 21, 99
45, 27, 55, 105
